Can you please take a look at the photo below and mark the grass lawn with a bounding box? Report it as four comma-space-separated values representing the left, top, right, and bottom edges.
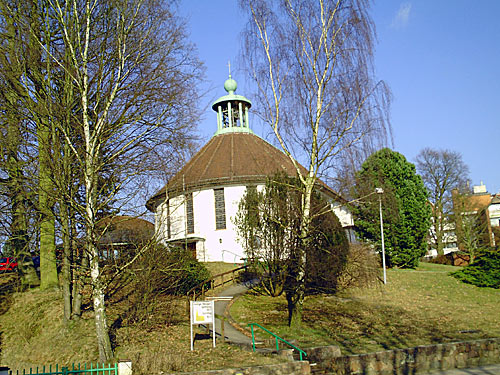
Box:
0, 287, 284, 374
230, 262, 500, 354
204, 262, 244, 277
1, 262, 498, 373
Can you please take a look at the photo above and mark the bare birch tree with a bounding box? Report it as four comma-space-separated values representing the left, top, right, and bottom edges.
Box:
240, 0, 390, 327
18, 0, 203, 361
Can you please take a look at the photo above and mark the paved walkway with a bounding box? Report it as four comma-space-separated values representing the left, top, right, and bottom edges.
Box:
195, 280, 256, 346
211, 281, 254, 345
426, 364, 500, 374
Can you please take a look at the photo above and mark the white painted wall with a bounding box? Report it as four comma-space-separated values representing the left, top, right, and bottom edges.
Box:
489, 203, 500, 227
332, 204, 354, 227
156, 185, 251, 262
155, 184, 355, 263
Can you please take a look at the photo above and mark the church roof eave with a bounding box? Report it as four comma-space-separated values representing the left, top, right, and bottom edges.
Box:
145, 75, 342, 212
145, 133, 340, 212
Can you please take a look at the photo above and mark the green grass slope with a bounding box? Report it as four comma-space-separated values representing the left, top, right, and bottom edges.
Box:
1, 263, 499, 373
231, 263, 500, 354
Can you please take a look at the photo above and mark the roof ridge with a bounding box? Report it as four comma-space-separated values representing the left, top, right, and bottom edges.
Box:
199, 136, 223, 180
172, 137, 213, 183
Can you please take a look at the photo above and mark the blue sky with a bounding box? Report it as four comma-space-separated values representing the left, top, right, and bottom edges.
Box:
179, 1, 500, 194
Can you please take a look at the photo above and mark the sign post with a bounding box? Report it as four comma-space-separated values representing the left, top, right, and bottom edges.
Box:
190, 300, 215, 350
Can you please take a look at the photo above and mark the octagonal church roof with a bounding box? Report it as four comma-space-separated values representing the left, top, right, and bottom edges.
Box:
146, 76, 339, 211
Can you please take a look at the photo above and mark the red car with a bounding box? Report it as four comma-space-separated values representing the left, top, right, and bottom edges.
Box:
0, 257, 18, 272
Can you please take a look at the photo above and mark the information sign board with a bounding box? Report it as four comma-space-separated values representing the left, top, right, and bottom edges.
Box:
191, 301, 214, 324
190, 300, 215, 350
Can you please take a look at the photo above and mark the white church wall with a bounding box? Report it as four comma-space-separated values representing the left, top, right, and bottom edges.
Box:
155, 185, 258, 263
196, 185, 248, 263
159, 195, 186, 243
332, 204, 354, 227
155, 183, 356, 263
155, 203, 163, 240
223, 185, 248, 262
193, 189, 217, 261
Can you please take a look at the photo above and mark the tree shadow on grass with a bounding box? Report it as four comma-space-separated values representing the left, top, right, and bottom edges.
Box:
302, 297, 487, 354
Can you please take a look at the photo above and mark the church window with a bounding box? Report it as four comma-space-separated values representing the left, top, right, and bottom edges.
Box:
214, 188, 226, 230
186, 193, 194, 234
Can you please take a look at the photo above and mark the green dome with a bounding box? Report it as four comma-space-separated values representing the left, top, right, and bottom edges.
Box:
224, 76, 237, 94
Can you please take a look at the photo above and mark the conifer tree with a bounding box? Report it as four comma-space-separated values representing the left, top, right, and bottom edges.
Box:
353, 148, 431, 268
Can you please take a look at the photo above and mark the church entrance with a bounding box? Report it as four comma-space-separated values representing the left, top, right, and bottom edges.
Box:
186, 242, 196, 259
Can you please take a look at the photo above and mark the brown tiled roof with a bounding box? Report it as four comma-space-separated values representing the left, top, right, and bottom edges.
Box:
98, 216, 155, 244
98, 216, 155, 232
146, 132, 337, 211
466, 194, 492, 212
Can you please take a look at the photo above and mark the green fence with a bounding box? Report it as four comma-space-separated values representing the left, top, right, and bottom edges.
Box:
248, 323, 307, 361
14, 363, 118, 375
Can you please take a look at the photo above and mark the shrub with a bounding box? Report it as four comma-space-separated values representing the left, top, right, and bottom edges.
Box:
429, 254, 454, 265
337, 244, 381, 289
235, 173, 350, 297
121, 244, 210, 327
429, 252, 471, 266
163, 247, 211, 295
306, 202, 349, 294
451, 250, 500, 288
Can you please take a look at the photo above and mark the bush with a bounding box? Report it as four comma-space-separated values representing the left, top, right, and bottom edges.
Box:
163, 247, 211, 295
235, 173, 350, 297
121, 244, 210, 327
306, 203, 349, 294
429, 252, 470, 266
451, 250, 500, 288
429, 254, 454, 265
337, 244, 381, 289
137, 245, 211, 296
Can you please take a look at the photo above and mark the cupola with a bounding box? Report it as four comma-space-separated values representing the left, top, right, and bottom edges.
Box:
211, 74, 253, 135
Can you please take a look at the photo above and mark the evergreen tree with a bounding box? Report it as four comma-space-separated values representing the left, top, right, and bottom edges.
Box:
352, 148, 431, 268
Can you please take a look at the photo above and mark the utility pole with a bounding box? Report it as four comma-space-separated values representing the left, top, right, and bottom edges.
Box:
375, 188, 387, 284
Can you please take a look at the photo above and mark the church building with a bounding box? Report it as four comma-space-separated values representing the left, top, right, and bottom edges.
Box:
146, 76, 353, 262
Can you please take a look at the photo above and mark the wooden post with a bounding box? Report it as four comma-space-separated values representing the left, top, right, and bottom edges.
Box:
221, 318, 225, 343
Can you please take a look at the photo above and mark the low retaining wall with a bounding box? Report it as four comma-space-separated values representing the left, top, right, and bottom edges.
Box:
165, 338, 500, 375
307, 338, 500, 374
167, 361, 310, 375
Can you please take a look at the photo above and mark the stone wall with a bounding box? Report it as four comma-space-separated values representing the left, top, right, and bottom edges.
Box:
166, 361, 311, 375
164, 338, 500, 375
307, 338, 500, 374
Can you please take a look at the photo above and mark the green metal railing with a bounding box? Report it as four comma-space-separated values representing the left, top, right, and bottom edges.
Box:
247, 323, 307, 361
15, 363, 118, 375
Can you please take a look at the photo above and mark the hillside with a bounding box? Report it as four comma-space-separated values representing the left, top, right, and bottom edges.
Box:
0, 263, 283, 373
1, 263, 499, 374
231, 263, 500, 354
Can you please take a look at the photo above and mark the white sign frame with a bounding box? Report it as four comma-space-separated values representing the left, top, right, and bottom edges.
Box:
190, 300, 216, 350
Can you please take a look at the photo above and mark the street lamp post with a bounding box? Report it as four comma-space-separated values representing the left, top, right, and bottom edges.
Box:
375, 188, 387, 284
